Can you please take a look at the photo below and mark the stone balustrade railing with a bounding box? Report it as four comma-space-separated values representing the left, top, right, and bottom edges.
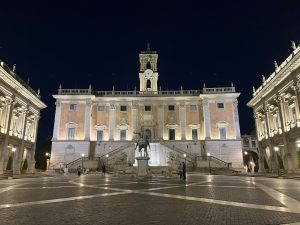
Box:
58, 87, 236, 96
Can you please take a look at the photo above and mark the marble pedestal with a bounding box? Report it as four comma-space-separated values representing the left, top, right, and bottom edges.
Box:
136, 156, 150, 177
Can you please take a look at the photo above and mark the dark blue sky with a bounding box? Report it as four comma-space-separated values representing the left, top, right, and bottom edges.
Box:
1, 1, 300, 148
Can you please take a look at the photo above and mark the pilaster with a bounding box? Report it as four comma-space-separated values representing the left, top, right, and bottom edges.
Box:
202, 100, 211, 139
84, 100, 92, 140
131, 103, 137, 140
109, 104, 116, 140
52, 100, 61, 140
157, 104, 164, 139
233, 100, 241, 139
179, 104, 186, 140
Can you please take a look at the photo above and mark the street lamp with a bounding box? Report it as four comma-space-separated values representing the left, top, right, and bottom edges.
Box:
274, 146, 280, 176
11, 147, 16, 178
105, 154, 109, 165
207, 152, 211, 174
81, 153, 85, 169
45, 152, 50, 171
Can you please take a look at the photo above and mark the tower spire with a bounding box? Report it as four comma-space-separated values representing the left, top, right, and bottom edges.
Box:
147, 42, 150, 51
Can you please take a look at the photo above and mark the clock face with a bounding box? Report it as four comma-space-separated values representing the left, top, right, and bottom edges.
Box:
145, 69, 153, 77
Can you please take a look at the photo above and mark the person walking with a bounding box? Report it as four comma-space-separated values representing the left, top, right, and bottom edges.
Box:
178, 163, 183, 180
182, 161, 186, 180
101, 164, 106, 176
77, 165, 81, 176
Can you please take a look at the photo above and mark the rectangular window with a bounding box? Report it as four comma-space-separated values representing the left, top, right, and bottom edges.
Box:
98, 105, 105, 112
120, 130, 126, 141
192, 129, 198, 140
68, 128, 75, 140
190, 105, 197, 112
69, 104, 77, 111
217, 103, 224, 109
168, 105, 175, 111
219, 127, 226, 140
120, 105, 127, 112
145, 105, 152, 111
169, 129, 175, 140
96, 130, 103, 141
251, 140, 256, 148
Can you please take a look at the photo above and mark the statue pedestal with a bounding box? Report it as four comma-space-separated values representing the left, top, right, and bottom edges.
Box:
136, 156, 150, 177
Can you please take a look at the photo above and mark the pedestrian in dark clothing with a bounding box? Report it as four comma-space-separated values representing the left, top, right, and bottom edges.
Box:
178, 163, 183, 179
77, 165, 81, 176
101, 164, 106, 176
182, 162, 186, 180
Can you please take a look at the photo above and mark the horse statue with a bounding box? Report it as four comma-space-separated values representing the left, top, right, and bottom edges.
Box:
134, 128, 150, 157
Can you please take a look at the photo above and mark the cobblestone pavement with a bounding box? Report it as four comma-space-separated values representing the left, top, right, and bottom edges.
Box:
1, 174, 300, 225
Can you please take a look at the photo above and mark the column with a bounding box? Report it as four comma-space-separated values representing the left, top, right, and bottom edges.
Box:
157, 104, 164, 140
0, 97, 15, 174
0, 104, 7, 133
131, 103, 137, 140
233, 100, 241, 139
264, 105, 272, 136
84, 100, 92, 140
179, 104, 186, 140
109, 104, 116, 140
291, 84, 300, 126
263, 105, 277, 173
52, 100, 61, 140
278, 96, 288, 131
3, 98, 11, 133
202, 100, 211, 139
32, 114, 40, 142
254, 113, 260, 139
29, 115, 40, 173
16, 108, 29, 174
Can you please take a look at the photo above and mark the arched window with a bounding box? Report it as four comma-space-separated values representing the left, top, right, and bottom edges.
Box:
146, 61, 151, 69
146, 80, 151, 89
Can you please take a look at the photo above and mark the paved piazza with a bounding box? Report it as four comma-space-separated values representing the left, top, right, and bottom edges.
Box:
1, 174, 300, 225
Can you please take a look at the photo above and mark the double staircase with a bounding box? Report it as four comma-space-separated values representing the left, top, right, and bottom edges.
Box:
66, 141, 238, 174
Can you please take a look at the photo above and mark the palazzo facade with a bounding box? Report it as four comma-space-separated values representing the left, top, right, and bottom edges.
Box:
51, 47, 243, 169
0, 60, 46, 174
248, 42, 300, 173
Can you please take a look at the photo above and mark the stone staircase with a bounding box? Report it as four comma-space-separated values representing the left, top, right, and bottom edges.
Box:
66, 142, 135, 172
160, 140, 196, 167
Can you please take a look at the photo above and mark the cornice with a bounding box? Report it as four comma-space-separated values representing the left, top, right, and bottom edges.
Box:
0, 67, 46, 109
248, 45, 300, 107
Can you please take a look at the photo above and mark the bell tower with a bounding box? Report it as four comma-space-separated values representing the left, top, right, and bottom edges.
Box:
139, 43, 159, 93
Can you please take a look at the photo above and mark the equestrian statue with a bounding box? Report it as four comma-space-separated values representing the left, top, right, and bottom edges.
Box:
134, 126, 150, 157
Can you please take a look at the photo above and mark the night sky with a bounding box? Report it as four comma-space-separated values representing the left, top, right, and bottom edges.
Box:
1, 1, 300, 150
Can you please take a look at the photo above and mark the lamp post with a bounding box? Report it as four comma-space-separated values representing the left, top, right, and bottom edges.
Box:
81, 153, 85, 170
105, 154, 109, 166
244, 151, 248, 172
11, 147, 16, 178
207, 153, 211, 174
45, 152, 50, 171
274, 146, 279, 176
